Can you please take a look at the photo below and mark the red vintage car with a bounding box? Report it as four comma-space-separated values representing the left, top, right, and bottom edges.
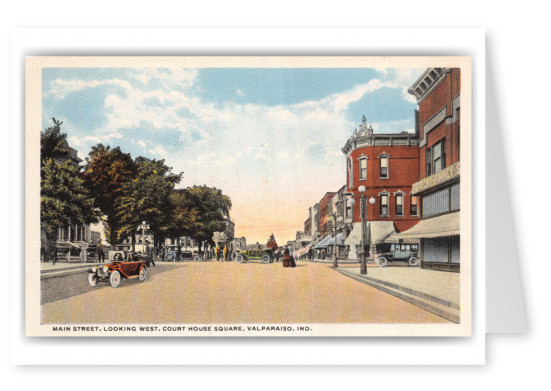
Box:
88, 257, 147, 288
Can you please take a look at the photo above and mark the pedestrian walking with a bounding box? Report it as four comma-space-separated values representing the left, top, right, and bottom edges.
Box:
275, 249, 281, 263
52, 246, 57, 265
215, 244, 221, 261
283, 246, 290, 267
223, 243, 229, 261
97, 239, 105, 263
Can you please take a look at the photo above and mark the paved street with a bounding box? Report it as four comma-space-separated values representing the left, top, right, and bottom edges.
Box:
41, 260, 450, 324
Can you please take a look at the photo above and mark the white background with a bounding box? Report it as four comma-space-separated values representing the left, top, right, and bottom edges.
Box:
2, 0, 547, 389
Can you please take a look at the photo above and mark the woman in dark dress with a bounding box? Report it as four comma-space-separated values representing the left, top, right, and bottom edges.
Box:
283, 247, 290, 267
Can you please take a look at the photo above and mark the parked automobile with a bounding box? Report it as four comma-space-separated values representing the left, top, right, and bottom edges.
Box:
235, 249, 274, 264
376, 243, 420, 267
88, 258, 147, 288
164, 246, 195, 262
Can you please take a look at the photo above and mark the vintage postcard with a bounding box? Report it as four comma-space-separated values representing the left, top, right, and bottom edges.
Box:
26, 56, 472, 337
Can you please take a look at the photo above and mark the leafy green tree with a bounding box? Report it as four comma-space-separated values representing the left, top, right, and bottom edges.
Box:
41, 159, 97, 262
115, 157, 181, 255
40, 117, 70, 167
161, 188, 200, 256
183, 186, 232, 253
82, 144, 136, 245
40, 118, 97, 262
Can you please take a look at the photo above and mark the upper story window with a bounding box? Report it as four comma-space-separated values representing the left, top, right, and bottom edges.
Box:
380, 194, 389, 217
380, 155, 389, 179
348, 157, 353, 189
345, 198, 353, 219
395, 193, 404, 216
426, 139, 446, 176
410, 195, 419, 216
358, 156, 367, 181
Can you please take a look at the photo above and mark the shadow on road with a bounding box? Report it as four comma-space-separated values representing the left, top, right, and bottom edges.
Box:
41, 263, 183, 305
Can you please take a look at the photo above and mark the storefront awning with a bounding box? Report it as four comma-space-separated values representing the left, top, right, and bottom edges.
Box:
326, 233, 345, 246
295, 244, 312, 256
314, 235, 333, 249
370, 221, 396, 243
344, 222, 396, 246
389, 212, 460, 240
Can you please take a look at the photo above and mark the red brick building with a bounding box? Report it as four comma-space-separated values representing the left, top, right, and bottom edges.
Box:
303, 216, 311, 237
393, 68, 461, 272
319, 192, 337, 237
342, 116, 420, 261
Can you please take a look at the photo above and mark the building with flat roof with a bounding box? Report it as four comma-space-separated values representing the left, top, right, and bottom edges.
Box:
342, 115, 421, 261
392, 68, 461, 272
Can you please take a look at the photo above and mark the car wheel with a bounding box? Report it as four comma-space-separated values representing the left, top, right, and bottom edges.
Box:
87, 273, 98, 287
138, 267, 147, 282
261, 254, 271, 264
110, 271, 122, 288
376, 256, 388, 267
408, 256, 420, 267
236, 254, 245, 263
194, 255, 201, 262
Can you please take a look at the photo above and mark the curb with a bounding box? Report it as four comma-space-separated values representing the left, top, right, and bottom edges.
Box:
335, 268, 460, 323
41, 267, 92, 280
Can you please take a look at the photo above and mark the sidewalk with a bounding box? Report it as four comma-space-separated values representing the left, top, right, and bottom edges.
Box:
40, 261, 106, 280
40, 260, 202, 279
335, 264, 460, 323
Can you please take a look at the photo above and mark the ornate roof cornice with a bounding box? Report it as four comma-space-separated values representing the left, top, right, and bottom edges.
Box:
408, 68, 451, 104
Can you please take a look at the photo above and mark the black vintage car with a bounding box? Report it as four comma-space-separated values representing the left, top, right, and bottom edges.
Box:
376, 243, 420, 267
235, 249, 274, 264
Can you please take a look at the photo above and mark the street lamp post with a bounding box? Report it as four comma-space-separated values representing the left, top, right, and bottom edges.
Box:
138, 221, 150, 256
346, 185, 376, 275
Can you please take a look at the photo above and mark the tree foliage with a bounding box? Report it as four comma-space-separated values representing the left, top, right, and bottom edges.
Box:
115, 157, 182, 249
40, 118, 97, 261
82, 144, 136, 244
40, 117, 70, 166
181, 186, 232, 245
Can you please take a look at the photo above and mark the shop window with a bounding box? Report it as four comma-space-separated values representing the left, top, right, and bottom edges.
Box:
451, 182, 460, 211
423, 187, 450, 217
380, 194, 389, 216
380, 156, 389, 179
410, 195, 419, 216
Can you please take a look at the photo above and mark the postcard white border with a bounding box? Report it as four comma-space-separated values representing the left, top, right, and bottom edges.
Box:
11, 27, 485, 365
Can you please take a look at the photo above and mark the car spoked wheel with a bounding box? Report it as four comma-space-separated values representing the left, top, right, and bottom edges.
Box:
261, 255, 271, 264
138, 267, 147, 282
87, 273, 98, 287
109, 270, 122, 288
236, 254, 245, 263
408, 256, 420, 267
376, 256, 388, 267
193, 255, 201, 262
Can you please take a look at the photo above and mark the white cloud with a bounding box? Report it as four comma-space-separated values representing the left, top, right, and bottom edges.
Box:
148, 144, 168, 158
45, 67, 422, 244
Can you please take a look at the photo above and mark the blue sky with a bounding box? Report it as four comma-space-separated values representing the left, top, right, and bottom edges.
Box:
42, 66, 423, 244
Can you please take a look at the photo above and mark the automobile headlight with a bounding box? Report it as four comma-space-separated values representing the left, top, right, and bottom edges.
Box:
102, 266, 108, 273
90, 266, 97, 272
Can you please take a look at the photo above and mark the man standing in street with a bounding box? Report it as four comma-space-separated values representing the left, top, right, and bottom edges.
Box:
223, 243, 229, 261
97, 239, 105, 263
